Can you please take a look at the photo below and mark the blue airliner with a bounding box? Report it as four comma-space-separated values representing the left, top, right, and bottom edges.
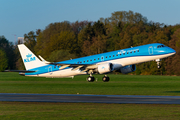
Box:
13, 43, 175, 82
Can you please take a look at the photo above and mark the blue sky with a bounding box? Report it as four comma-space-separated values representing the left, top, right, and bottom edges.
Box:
1, 0, 180, 43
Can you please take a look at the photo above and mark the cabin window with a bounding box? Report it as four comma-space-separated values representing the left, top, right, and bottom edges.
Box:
123, 53, 125, 55
80, 61, 82, 63
130, 51, 132, 53
98, 58, 100, 60
109, 56, 111, 58
106, 56, 107, 58
137, 50, 139, 52
127, 52, 129, 54
134, 51, 136, 53
87, 60, 89, 62
90, 59, 92, 61
94, 59, 96, 61
113, 55, 115, 57
116, 54, 118, 56
84, 61, 85, 63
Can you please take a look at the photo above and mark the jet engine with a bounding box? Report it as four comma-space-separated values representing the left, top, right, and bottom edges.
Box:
97, 63, 113, 74
120, 65, 136, 74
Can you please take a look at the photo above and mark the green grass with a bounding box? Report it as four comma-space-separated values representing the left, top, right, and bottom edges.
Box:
1, 72, 180, 119
1, 72, 180, 95
0, 102, 180, 120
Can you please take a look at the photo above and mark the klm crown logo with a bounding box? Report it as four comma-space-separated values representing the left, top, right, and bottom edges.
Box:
26, 54, 32, 58
24, 53, 36, 63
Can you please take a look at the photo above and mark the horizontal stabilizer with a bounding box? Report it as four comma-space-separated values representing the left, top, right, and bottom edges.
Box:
4, 70, 35, 73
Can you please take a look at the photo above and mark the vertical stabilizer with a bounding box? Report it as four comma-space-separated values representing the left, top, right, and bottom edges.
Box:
18, 44, 46, 70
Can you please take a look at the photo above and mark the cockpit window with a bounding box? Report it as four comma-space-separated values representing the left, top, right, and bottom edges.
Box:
157, 45, 166, 48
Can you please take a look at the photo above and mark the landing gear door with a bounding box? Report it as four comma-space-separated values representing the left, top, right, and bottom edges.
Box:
148, 46, 153, 55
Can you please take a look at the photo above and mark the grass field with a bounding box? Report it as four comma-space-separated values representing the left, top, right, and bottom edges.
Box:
1, 72, 180, 119
1, 72, 180, 95
1, 102, 180, 120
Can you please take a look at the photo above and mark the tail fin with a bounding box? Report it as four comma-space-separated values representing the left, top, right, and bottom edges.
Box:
18, 44, 46, 70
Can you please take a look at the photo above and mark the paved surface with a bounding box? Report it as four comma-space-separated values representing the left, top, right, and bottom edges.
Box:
1, 93, 180, 104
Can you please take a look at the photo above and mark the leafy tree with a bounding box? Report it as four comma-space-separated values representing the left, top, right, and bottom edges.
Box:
71, 21, 92, 35
93, 21, 106, 36
154, 31, 168, 45
15, 57, 25, 70
132, 32, 148, 46
35, 21, 73, 58
106, 22, 123, 51
24, 31, 37, 52
0, 36, 15, 69
13, 45, 25, 70
82, 35, 107, 56
48, 50, 77, 62
166, 28, 180, 75
78, 23, 94, 44
79, 21, 107, 56
109, 10, 147, 25
48, 31, 77, 54
119, 32, 132, 49
0, 49, 8, 71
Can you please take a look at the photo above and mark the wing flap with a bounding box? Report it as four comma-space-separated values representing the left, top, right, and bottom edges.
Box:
59, 65, 70, 70
72, 66, 83, 71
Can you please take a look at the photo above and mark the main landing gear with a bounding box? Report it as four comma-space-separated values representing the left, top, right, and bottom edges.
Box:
102, 75, 110, 82
87, 74, 110, 82
87, 75, 95, 82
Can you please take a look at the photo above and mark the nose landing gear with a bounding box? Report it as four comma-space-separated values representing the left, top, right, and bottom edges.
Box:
156, 59, 161, 69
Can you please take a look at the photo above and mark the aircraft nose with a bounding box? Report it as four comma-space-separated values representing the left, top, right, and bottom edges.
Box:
168, 47, 176, 54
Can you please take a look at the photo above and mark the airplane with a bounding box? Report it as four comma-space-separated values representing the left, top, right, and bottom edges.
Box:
6, 43, 176, 82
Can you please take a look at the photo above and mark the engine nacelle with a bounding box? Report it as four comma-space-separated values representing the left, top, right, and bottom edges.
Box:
120, 65, 136, 74
97, 63, 113, 74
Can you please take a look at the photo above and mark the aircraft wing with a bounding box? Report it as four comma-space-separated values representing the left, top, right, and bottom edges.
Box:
47, 62, 97, 71
38, 55, 98, 72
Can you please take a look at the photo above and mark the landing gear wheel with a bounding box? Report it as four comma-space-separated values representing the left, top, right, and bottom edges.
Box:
87, 76, 95, 82
102, 76, 110, 82
158, 65, 161, 69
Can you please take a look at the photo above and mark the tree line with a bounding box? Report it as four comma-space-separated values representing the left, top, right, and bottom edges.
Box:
1, 10, 180, 75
